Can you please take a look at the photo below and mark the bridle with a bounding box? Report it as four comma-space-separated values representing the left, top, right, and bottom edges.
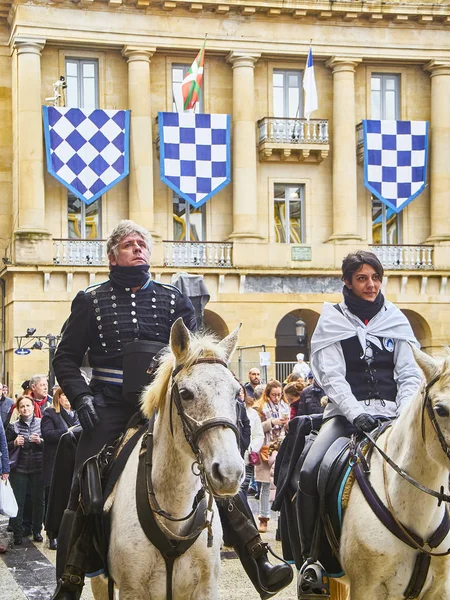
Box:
135, 356, 242, 600
421, 374, 450, 462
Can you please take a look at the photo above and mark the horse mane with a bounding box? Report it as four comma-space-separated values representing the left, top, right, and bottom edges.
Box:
140, 330, 228, 418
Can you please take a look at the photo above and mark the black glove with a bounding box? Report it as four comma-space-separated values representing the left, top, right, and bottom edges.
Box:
353, 413, 377, 433
75, 395, 100, 431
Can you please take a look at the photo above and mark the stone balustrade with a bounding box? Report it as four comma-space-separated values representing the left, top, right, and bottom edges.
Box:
370, 244, 434, 270
163, 241, 233, 268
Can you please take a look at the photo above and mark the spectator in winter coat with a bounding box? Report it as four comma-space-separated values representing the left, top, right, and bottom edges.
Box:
296, 380, 325, 417
0, 383, 13, 427
6, 396, 45, 546
283, 380, 307, 420
0, 418, 9, 553
239, 385, 264, 496
41, 388, 79, 550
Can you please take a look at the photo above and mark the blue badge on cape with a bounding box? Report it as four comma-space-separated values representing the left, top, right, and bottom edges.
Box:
383, 337, 394, 352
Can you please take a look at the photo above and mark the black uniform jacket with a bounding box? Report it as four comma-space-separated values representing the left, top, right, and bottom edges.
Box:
53, 278, 196, 405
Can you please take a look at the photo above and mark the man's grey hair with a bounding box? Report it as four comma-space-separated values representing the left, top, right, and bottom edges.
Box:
106, 220, 153, 259
30, 374, 48, 388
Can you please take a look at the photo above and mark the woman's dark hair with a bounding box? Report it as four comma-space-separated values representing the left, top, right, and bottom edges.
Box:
341, 250, 384, 283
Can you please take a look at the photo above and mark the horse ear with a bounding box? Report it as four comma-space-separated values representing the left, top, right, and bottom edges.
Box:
170, 318, 191, 363
218, 324, 241, 363
411, 344, 440, 383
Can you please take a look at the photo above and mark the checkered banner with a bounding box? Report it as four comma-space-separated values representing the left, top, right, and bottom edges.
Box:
42, 107, 130, 205
363, 120, 429, 213
158, 112, 231, 208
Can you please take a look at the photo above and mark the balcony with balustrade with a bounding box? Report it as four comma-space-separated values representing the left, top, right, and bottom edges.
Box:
370, 245, 434, 270
163, 241, 233, 268
257, 117, 329, 162
53, 239, 107, 266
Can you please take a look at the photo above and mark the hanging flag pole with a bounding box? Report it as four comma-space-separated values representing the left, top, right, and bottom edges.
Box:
181, 36, 207, 112
303, 42, 318, 121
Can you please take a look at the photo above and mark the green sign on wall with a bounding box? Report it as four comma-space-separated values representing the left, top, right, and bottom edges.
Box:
291, 246, 312, 261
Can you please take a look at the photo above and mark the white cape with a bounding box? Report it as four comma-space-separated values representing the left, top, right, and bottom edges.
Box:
311, 300, 419, 358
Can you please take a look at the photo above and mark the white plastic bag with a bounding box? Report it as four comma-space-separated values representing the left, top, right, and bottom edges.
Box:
0, 479, 18, 518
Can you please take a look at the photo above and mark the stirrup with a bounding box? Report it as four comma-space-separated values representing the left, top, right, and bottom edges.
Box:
297, 561, 330, 599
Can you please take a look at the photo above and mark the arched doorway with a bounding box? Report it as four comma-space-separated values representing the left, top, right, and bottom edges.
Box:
275, 309, 321, 362
203, 310, 229, 339
401, 309, 432, 349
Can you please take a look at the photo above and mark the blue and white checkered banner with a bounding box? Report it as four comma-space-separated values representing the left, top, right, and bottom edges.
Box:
363, 120, 429, 213
158, 112, 231, 208
42, 107, 130, 205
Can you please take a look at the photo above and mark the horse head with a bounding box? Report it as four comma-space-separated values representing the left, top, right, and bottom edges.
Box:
142, 318, 245, 497
412, 346, 450, 467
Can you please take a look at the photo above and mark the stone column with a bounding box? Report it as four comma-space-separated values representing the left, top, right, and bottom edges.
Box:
122, 47, 158, 237
13, 38, 52, 264
226, 51, 262, 241
424, 61, 450, 242
326, 57, 362, 242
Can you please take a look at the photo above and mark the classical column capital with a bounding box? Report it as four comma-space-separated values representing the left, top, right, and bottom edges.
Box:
424, 60, 450, 78
122, 46, 156, 63
226, 51, 260, 69
12, 37, 46, 55
325, 56, 362, 74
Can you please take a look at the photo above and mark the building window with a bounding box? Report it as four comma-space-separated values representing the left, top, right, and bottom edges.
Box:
66, 59, 98, 109
68, 193, 102, 240
172, 64, 204, 113
273, 70, 302, 119
372, 198, 401, 245
371, 74, 400, 120
274, 184, 305, 243
173, 194, 206, 241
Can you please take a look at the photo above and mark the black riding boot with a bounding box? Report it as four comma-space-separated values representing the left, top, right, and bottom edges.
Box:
296, 488, 329, 599
218, 492, 293, 599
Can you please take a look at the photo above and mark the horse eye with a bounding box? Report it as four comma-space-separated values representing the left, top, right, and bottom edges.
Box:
434, 403, 449, 418
179, 388, 194, 401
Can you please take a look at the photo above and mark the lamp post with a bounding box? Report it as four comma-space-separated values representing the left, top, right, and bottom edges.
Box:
295, 318, 307, 345
15, 332, 61, 390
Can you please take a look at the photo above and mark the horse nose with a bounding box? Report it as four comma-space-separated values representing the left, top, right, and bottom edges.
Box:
211, 461, 243, 494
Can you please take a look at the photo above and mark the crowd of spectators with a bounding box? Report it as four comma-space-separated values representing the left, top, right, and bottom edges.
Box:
0, 375, 79, 553
239, 359, 326, 538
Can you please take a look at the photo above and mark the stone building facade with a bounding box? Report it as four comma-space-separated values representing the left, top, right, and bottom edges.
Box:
0, 0, 448, 389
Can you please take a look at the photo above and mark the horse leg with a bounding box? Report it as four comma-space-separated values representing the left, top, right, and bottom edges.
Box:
90, 575, 110, 600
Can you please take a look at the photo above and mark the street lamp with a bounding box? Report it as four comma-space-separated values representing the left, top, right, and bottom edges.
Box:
295, 318, 307, 344
15, 331, 61, 390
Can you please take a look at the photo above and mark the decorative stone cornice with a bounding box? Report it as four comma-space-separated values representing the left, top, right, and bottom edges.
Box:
12, 37, 46, 55
424, 60, 450, 78
122, 46, 156, 62
325, 56, 362, 73
226, 51, 261, 69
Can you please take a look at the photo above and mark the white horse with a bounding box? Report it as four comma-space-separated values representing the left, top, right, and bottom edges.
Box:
339, 347, 450, 600
92, 318, 245, 600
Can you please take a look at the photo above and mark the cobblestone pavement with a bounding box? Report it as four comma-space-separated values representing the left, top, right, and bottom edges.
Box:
0, 499, 298, 600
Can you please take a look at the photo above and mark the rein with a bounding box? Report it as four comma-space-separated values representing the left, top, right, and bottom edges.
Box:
136, 355, 239, 600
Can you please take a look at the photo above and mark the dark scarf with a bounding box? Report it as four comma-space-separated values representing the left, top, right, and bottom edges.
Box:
109, 264, 150, 289
342, 286, 385, 324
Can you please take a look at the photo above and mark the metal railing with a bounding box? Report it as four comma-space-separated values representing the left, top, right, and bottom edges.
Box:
258, 117, 329, 144
53, 239, 107, 266
163, 241, 233, 268
370, 245, 434, 270
275, 361, 297, 383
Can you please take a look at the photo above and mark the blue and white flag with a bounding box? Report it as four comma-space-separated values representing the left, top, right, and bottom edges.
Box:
159, 112, 231, 209
42, 107, 130, 205
303, 47, 318, 120
363, 120, 429, 213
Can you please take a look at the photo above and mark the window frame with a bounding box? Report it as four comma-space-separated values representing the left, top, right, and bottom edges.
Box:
371, 197, 402, 245
67, 193, 102, 240
272, 183, 306, 244
272, 68, 303, 119
65, 58, 99, 110
370, 72, 401, 120
172, 193, 207, 241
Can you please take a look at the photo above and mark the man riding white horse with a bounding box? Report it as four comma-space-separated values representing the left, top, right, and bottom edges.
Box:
51, 220, 292, 600
297, 250, 423, 598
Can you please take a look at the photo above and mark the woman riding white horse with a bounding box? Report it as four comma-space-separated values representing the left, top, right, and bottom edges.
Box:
297, 250, 423, 598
